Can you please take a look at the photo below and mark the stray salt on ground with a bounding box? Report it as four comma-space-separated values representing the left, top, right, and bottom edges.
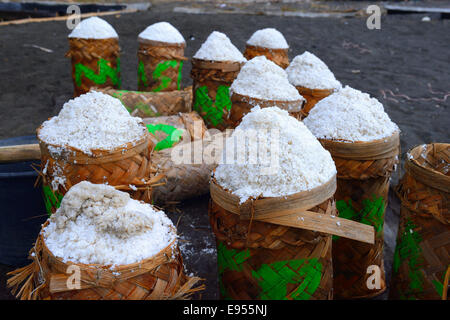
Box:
246, 28, 289, 49
286, 51, 342, 90
230, 56, 304, 103
304, 86, 399, 142
138, 21, 185, 44
214, 106, 336, 203
193, 31, 246, 62
38, 91, 147, 155
68, 17, 118, 39
44, 181, 177, 266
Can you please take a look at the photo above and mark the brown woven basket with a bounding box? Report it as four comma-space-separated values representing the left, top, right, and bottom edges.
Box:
7, 221, 203, 300
243, 45, 289, 69
320, 131, 400, 299
191, 58, 244, 130
390, 143, 450, 300
97, 86, 192, 117
37, 122, 157, 215
209, 176, 338, 300
137, 39, 186, 92
66, 38, 121, 97
295, 86, 334, 119
229, 93, 304, 128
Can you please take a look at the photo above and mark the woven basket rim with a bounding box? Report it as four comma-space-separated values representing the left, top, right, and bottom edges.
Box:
210, 173, 337, 219
319, 131, 400, 160
230, 92, 305, 105
295, 86, 336, 95
405, 143, 450, 192
191, 57, 244, 71
138, 38, 186, 47
36, 121, 150, 161
38, 220, 178, 272
68, 37, 119, 41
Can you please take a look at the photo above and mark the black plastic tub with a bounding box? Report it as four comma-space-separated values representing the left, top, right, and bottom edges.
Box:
0, 136, 46, 267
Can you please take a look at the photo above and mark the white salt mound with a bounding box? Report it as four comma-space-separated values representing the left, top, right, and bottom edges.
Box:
286, 51, 341, 90
230, 56, 304, 103
38, 91, 147, 155
246, 28, 289, 49
44, 181, 176, 266
214, 106, 336, 203
138, 21, 185, 44
68, 17, 118, 39
193, 31, 246, 62
303, 86, 399, 142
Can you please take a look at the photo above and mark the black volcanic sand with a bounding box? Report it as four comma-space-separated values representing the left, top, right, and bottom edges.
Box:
0, 10, 448, 300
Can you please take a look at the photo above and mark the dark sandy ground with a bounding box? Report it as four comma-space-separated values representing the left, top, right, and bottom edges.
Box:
0, 6, 449, 300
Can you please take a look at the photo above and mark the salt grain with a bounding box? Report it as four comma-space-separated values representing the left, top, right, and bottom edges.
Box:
38, 91, 146, 155
44, 181, 176, 266
214, 106, 336, 203
68, 17, 118, 39
230, 56, 304, 102
193, 31, 246, 62
246, 28, 288, 49
286, 51, 341, 90
138, 21, 185, 44
303, 86, 399, 142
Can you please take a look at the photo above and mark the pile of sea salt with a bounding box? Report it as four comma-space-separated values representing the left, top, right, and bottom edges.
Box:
246, 28, 289, 49
230, 56, 304, 103
44, 181, 176, 266
303, 86, 399, 142
138, 21, 185, 44
286, 51, 341, 90
38, 91, 147, 155
193, 31, 246, 62
214, 106, 336, 203
68, 17, 118, 39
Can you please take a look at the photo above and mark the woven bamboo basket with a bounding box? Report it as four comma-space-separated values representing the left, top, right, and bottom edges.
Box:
191, 58, 244, 130
229, 93, 304, 128
243, 45, 289, 69
137, 39, 186, 92
319, 131, 400, 299
97, 86, 192, 117
209, 175, 338, 300
37, 122, 157, 215
7, 221, 203, 300
295, 86, 334, 119
390, 143, 450, 300
66, 38, 121, 97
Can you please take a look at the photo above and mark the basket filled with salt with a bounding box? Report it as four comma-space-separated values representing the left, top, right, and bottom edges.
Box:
390, 143, 449, 300
191, 31, 246, 130
244, 28, 289, 69
228, 56, 305, 127
304, 86, 400, 299
66, 17, 121, 97
37, 91, 157, 214
286, 51, 341, 119
209, 106, 375, 300
7, 181, 202, 300
137, 22, 187, 92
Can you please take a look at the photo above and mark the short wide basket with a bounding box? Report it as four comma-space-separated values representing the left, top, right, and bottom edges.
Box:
390, 143, 450, 300
191, 58, 243, 130
66, 37, 121, 97
37, 123, 155, 215
209, 177, 337, 300
7, 222, 202, 300
320, 132, 400, 299
243, 45, 289, 69
137, 38, 186, 92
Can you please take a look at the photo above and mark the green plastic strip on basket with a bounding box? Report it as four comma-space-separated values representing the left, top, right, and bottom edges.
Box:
75, 58, 121, 88
146, 123, 183, 151
393, 218, 425, 299
193, 85, 232, 127
217, 241, 323, 300
42, 185, 63, 216
333, 195, 385, 240
138, 60, 183, 92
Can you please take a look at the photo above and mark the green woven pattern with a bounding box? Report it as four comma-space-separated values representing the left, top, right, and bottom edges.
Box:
42, 185, 63, 216
193, 85, 232, 127
75, 58, 121, 88
138, 60, 183, 92
146, 123, 183, 151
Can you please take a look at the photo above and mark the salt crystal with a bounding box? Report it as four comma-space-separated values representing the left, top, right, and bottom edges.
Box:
68, 17, 118, 39
193, 31, 246, 62
138, 21, 185, 44
246, 28, 288, 49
